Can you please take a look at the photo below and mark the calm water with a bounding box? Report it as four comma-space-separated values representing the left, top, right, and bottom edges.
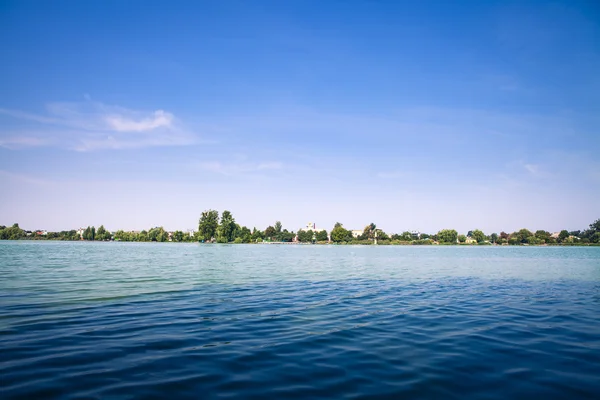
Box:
1, 242, 600, 399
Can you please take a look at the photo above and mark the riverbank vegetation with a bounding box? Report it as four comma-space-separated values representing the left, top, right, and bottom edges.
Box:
1, 213, 599, 246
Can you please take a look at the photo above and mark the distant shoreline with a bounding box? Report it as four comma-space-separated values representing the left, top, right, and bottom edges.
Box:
1, 239, 599, 247
2, 214, 599, 245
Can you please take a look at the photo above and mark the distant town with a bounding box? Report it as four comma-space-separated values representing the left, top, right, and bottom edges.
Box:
1, 210, 599, 246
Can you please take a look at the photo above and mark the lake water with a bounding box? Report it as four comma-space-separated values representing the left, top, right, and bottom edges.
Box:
1, 242, 599, 399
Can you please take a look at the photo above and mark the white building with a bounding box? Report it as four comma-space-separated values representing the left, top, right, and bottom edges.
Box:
299, 222, 319, 232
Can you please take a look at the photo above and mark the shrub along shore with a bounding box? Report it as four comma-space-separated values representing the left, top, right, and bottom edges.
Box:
1, 211, 599, 246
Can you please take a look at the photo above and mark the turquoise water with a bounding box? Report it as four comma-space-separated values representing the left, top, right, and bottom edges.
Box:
1, 242, 599, 399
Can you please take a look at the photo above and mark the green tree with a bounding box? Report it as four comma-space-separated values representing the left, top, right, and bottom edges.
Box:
377, 230, 389, 241
535, 230, 551, 244
236, 226, 252, 243
582, 219, 600, 243
172, 231, 184, 242
251, 228, 264, 242
458, 234, 466, 243
83, 226, 96, 241
393, 231, 413, 241
297, 230, 313, 242
138, 230, 148, 242
198, 210, 219, 241
510, 229, 533, 244
280, 230, 295, 242
437, 229, 458, 243
96, 225, 111, 241
218, 210, 237, 242
558, 230, 569, 243
331, 223, 352, 243
147, 227, 168, 242
3, 223, 25, 240
264, 226, 276, 240
490, 233, 498, 244
316, 230, 328, 241
274, 221, 282, 233
362, 223, 377, 240
471, 229, 486, 243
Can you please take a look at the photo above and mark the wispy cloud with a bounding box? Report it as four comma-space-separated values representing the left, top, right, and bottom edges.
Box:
0, 99, 195, 151
105, 109, 174, 132
523, 163, 539, 175
0, 135, 51, 149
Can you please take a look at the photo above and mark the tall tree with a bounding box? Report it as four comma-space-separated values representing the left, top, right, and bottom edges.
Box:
218, 210, 237, 242
331, 223, 352, 243
264, 226, 276, 240
362, 223, 377, 239
274, 221, 282, 233
198, 210, 219, 241
437, 229, 458, 243
96, 225, 110, 241
471, 229, 486, 243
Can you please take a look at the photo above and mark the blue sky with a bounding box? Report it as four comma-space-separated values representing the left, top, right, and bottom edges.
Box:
1, 0, 599, 234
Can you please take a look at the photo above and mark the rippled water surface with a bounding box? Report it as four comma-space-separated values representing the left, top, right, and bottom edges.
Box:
1, 242, 600, 399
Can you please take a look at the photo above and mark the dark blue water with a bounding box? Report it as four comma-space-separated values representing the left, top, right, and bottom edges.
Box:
1, 242, 600, 399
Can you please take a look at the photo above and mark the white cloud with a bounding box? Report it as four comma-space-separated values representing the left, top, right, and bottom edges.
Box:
105, 109, 174, 132
0, 99, 195, 150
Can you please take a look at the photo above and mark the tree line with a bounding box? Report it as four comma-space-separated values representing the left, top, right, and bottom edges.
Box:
1, 215, 599, 245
